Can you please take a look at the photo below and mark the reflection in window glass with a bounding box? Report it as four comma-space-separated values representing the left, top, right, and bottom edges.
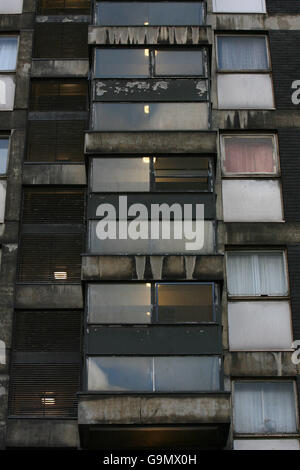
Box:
88, 356, 220, 391
222, 135, 278, 175
154, 157, 212, 191
155, 51, 203, 76
234, 382, 297, 434
227, 252, 288, 296
217, 36, 269, 71
0, 139, 9, 174
157, 284, 214, 322
93, 103, 209, 131
95, 49, 149, 78
0, 37, 18, 71
96, 2, 204, 26
88, 284, 152, 324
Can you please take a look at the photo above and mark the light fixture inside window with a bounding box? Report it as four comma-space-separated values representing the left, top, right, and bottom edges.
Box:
144, 105, 150, 114
146, 312, 151, 316
143, 157, 150, 163
144, 21, 149, 26
54, 271, 67, 280
146, 283, 151, 287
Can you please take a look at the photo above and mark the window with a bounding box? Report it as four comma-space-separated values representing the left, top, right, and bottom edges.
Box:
226, 251, 288, 297
90, 156, 213, 192
234, 440, 300, 450
96, 2, 204, 26
88, 356, 220, 391
216, 35, 274, 109
87, 283, 215, 324
0, 37, 18, 71
94, 49, 205, 78
222, 179, 283, 222
0, 0, 23, 13
0, 76, 15, 110
30, 80, 88, 112
221, 134, 278, 176
34, 24, 88, 59
37, 0, 90, 14
0, 137, 9, 174
213, 0, 266, 13
233, 382, 298, 434
26, 121, 86, 162
0, 180, 6, 223
228, 301, 292, 350
93, 103, 209, 131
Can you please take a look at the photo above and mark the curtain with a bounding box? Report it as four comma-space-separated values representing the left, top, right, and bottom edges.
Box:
0, 38, 18, 71
227, 252, 288, 296
0, 139, 8, 174
223, 136, 276, 174
234, 382, 297, 434
218, 36, 268, 70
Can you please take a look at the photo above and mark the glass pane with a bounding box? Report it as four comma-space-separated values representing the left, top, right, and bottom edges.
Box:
0, 37, 18, 71
0, 76, 15, 110
155, 356, 220, 391
213, 0, 266, 13
217, 74, 274, 109
96, 2, 203, 26
227, 252, 288, 296
93, 103, 209, 131
222, 135, 277, 175
0, 139, 9, 174
217, 36, 269, 71
155, 50, 203, 76
157, 284, 213, 322
95, 49, 149, 78
0, 0, 23, 13
0, 180, 6, 223
91, 157, 150, 192
154, 157, 211, 191
88, 284, 152, 323
88, 357, 153, 391
234, 382, 297, 433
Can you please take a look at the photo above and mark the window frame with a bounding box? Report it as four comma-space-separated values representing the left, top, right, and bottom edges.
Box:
220, 133, 280, 177
232, 380, 299, 436
226, 250, 290, 299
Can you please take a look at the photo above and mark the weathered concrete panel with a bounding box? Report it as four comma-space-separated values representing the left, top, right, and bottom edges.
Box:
85, 131, 217, 154
224, 351, 300, 377
78, 394, 231, 425
0, 111, 27, 130
31, 60, 89, 78
6, 419, 79, 448
212, 109, 300, 130
23, 164, 87, 185
224, 222, 300, 245
15, 285, 83, 309
15, 30, 33, 110
89, 26, 209, 45
0, 13, 34, 30
82, 255, 224, 281
211, 14, 300, 31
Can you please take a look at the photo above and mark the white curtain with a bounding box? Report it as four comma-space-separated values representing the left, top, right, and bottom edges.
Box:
0, 38, 18, 71
218, 36, 268, 70
227, 252, 288, 296
234, 382, 297, 433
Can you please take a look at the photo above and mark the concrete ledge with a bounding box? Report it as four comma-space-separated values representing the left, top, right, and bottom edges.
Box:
15, 284, 83, 309
211, 13, 300, 31
212, 110, 300, 129
224, 222, 300, 245
224, 351, 300, 377
6, 419, 79, 448
0, 13, 34, 31
82, 255, 224, 281
85, 131, 217, 154
78, 393, 231, 426
89, 26, 209, 45
31, 59, 89, 78
23, 164, 86, 185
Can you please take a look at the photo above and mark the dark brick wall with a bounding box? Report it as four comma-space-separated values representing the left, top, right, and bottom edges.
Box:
287, 246, 300, 339
269, 31, 300, 110
266, 0, 300, 14
277, 129, 300, 223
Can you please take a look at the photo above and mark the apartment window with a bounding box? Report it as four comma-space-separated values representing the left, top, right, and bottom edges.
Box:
96, 2, 204, 26
30, 80, 88, 112
90, 156, 213, 192
94, 49, 205, 78
0, 180, 6, 223
37, 0, 90, 14
221, 134, 278, 176
217, 35, 274, 109
34, 24, 88, 59
213, 0, 266, 13
226, 251, 288, 297
0, 0, 23, 13
93, 103, 209, 131
233, 381, 298, 434
234, 440, 300, 450
0, 37, 18, 71
0, 137, 9, 174
88, 283, 216, 324
88, 356, 220, 391
26, 121, 86, 162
